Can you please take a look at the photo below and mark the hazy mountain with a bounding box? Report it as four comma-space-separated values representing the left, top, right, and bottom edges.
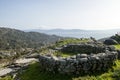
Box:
0, 27, 62, 50
25, 29, 120, 39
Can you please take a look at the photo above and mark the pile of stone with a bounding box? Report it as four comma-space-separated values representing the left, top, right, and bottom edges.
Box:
39, 51, 118, 75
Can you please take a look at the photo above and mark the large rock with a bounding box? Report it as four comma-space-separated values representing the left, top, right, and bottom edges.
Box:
104, 39, 118, 45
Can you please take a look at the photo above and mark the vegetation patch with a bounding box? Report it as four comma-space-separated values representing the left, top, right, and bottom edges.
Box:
54, 38, 89, 47
0, 76, 13, 80
114, 44, 120, 50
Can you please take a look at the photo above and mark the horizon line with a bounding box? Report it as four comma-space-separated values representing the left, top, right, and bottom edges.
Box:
0, 26, 120, 31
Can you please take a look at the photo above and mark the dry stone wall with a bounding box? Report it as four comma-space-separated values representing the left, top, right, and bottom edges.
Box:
61, 44, 115, 54
39, 51, 118, 75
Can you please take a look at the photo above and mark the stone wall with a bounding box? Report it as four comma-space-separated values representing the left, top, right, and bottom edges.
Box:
61, 44, 110, 54
39, 51, 118, 75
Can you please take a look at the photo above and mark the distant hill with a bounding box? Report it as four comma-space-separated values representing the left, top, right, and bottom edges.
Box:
25, 29, 120, 39
0, 27, 62, 50
25, 29, 85, 32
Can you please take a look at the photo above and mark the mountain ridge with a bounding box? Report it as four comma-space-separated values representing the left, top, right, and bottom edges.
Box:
25, 28, 120, 39
0, 27, 62, 50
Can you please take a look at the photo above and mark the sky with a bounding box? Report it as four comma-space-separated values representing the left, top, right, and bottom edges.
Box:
0, 0, 120, 30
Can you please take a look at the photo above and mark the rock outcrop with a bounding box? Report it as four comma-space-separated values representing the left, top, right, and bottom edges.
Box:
104, 39, 118, 45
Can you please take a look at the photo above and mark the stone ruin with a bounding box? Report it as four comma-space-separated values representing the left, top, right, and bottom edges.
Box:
61, 43, 115, 54
39, 44, 118, 75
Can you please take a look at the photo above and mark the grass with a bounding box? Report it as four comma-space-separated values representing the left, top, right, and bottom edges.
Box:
53, 51, 77, 57
0, 76, 13, 80
54, 38, 90, 47
20, 60, 120, 80
114, 44, 120, 50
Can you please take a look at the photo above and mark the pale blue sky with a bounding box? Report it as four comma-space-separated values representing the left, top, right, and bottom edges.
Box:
0, 0, 120, 30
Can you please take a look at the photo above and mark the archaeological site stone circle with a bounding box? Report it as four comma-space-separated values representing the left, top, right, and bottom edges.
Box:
39, 43, 118, 75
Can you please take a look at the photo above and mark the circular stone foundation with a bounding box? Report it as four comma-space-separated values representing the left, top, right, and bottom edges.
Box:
61, 44, 115, 54
39, 43, 117, 75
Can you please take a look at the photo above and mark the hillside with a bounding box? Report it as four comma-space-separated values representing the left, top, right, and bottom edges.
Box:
19, 39, 120, 80
0, 34, 120, 80
0, 27, 62, 50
